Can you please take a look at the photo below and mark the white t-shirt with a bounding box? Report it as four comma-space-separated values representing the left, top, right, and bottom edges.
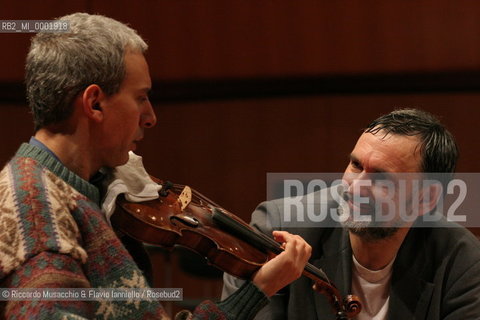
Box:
351, 254, 395, 320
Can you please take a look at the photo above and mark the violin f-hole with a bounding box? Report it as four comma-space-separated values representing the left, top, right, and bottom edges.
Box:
170, 215, 200, 228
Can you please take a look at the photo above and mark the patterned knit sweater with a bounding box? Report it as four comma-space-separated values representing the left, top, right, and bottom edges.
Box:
0, 144, 268, 319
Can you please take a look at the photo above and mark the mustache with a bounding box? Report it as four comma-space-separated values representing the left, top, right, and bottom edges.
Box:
341, 191, 376, 212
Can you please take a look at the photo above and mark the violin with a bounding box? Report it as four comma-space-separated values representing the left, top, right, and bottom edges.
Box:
111, 180, 362, 320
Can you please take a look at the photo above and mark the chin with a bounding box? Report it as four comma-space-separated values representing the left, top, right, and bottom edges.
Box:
338, 204, 400, 241
107, 154, 130, 168
118, 155, 130, 166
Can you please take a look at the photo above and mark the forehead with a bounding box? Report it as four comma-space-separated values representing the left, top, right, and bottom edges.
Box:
120, 51, 151, 91
351, 131, 422, 173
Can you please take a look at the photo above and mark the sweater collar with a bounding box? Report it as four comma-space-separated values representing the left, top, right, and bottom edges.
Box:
17, 143, 100, 204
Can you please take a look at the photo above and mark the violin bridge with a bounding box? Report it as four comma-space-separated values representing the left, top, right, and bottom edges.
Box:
178, 186, 192, 210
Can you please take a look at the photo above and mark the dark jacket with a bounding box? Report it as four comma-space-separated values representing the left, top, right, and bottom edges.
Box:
222, 187, 480, 319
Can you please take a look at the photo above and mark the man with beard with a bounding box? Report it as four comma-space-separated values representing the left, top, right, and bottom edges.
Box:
222, 108, 480, 319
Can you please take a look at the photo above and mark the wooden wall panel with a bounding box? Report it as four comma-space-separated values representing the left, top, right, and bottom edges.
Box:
0, 105, 33, 165
1, 96, 479, 317
0, 0, 88, 81
2, 1, 480, 81
87, 0, 480, 78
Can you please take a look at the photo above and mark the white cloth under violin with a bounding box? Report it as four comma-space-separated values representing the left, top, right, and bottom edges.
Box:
101, 151, 162, 223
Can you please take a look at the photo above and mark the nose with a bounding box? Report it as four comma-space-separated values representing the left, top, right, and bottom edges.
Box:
344, 171, 371, 197
141, 102, 157, 128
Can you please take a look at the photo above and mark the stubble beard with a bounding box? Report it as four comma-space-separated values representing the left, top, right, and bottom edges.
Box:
338, 201, 401, 242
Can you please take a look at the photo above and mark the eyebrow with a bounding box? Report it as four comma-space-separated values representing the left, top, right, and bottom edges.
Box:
136, 87, 152, 96
349, 153, 393, 179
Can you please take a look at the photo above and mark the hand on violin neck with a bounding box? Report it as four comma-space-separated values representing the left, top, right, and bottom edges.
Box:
252, 231, 312, 297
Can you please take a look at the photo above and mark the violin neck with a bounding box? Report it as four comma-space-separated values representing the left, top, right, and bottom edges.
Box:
209, 202, 357, 318
212, 207, 332, 284
212, 207, 282, 253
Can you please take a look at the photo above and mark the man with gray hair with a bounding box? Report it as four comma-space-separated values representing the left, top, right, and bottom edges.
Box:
0, 13, 311, 319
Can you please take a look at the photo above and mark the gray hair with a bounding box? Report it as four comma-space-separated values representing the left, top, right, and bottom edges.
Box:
25, 13, 148, 130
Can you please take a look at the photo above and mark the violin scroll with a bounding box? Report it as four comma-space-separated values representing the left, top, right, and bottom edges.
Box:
343, 294, 362, 318
313, 282, 362, 319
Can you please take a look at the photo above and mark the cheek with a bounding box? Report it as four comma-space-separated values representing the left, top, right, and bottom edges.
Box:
126, 114, 140, 127
121, 108, 141, 129
342, 167, 354, 183
109, 115, 139, 143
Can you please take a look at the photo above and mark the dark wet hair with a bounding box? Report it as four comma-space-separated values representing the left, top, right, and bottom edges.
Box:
365, 108, 458, 174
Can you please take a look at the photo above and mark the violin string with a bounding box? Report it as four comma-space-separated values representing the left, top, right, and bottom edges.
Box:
254, 230, 331, 284
169, 183, 332, 285
172, 183, 223, 208
211, 208, 332, 285
253, 232, 331, 284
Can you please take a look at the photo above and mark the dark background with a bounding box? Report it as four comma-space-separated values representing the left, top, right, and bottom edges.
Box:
2, 0, 480, 315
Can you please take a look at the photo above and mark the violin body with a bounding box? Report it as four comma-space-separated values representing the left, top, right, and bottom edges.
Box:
111, 180, 361, 319
111, 184, 268, 280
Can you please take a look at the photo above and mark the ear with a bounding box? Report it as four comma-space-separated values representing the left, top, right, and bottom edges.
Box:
417, 181, 443, 216
81, 84, 105, 123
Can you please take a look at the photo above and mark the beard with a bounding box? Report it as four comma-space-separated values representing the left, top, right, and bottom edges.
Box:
344, 223, 399, 242
338, 192, 402, 242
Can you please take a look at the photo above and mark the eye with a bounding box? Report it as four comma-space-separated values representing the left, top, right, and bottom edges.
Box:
350, 160, 362, 171
138, 95, 150, 103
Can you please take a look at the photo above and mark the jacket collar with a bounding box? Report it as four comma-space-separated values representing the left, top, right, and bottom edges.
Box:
311, 226, 434, 319
387, 227, 434, 319
312, 227, 353, 319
